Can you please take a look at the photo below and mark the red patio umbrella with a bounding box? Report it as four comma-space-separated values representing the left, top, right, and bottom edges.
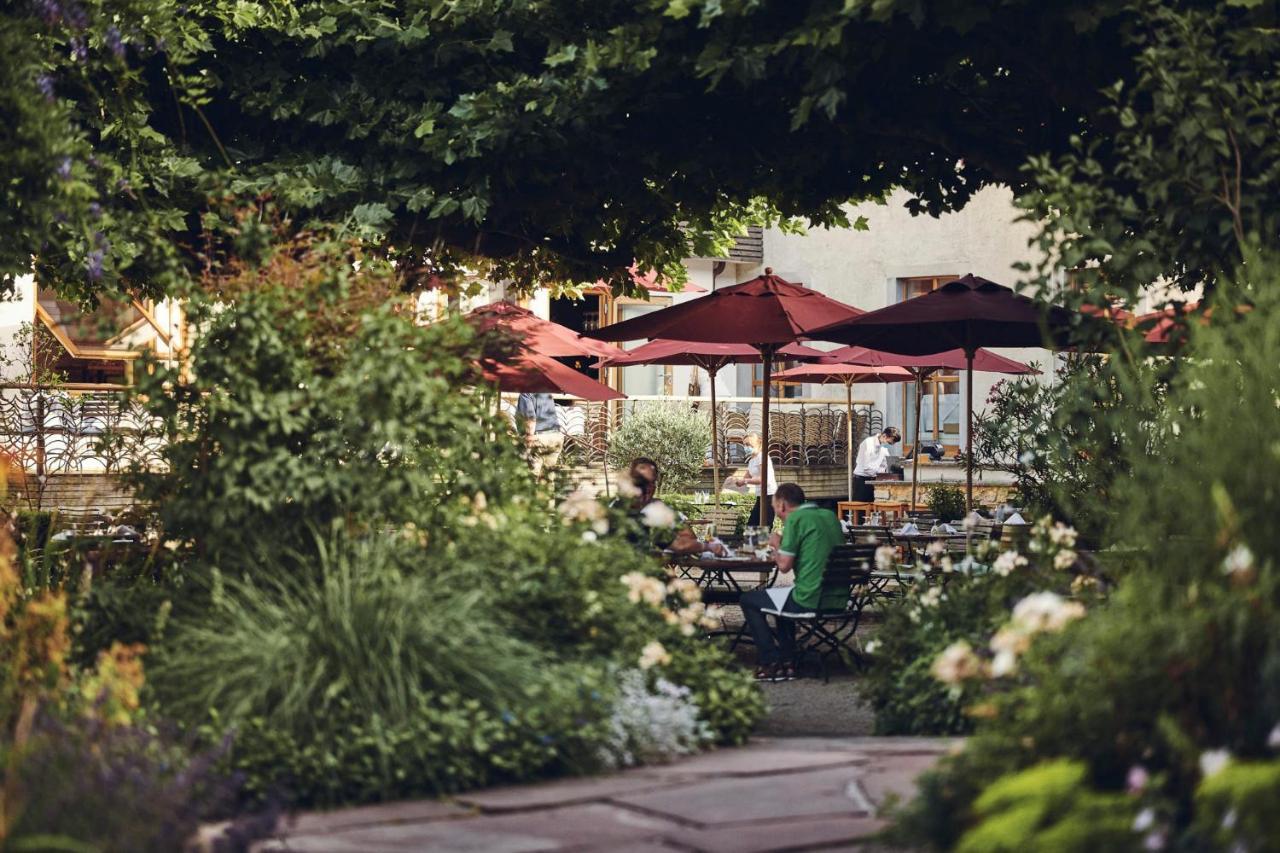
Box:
816, 346, 1038, 507
589, 269, 865, 525
595, 340, 828, 510
811, 274, 1090, 510
479, 352, 624, 401
771, 363, 914, 501
466, 301, 620, 359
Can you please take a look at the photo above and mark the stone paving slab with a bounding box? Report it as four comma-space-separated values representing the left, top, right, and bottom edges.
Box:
676, 815, 889, 853
611, 765, 877, 826
455, 769, 693, 813
283, 797, 473, 835
253, 737, 950, 853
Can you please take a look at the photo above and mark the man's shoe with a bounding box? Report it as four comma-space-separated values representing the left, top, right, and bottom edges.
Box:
775, 664, 797, 682
753, 665, 776, 682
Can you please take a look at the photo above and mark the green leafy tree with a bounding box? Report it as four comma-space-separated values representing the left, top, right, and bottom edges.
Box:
606, 403, 711, 494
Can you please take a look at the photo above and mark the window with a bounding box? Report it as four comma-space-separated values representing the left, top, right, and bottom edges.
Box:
897, 276, 961, 450
752, 361, 802, 399
614, 298, 671, 396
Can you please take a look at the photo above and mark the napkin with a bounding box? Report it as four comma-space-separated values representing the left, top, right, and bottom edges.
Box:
1004, 512, 1028, 525
895, 522, 920, 536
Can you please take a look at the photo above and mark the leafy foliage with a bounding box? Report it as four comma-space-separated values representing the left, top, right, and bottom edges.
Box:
891, 262, 1280, 849
606, 403, 710, 494
926, 484, 966, 523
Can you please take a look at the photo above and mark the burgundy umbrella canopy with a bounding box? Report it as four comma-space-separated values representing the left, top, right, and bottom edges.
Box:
480, 352, 624, 401
812, 274, 1086, 509
815, 345, 1038, 507
467, 301, 620, 359
590, 270, 865, 525
772, 363, 914, 500
595, 339, 829, 510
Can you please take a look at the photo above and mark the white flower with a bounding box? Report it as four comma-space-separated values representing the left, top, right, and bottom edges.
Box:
1267, 723, 1280, 750
963, 511, 982, 532
1133, 807, 1155, 832
1018, 450, 1036, 465
864, 639, 881, 655
1011, 591, 1086, 634
989, 649, 1018, 678
472, 491, 488, 512
1048, 522, 1078, 548
638, 641, 671, 670
700, 606, 724, 629
926, 540, 947, 559
668, 578, 702, 604
640, 500, 677, 529
989, 626, 1031, 658
581, 530, 598, 542
1053, 549, 1078, 571
940, 556, 954, 573
875, 545, 896, 572
621, 572, 666, 607
931, 640, 983, 685
1199, 749, 1231, 779
992, 550, 1028, 577
614, 474, 641, 499
1221, 544, 1254, 576
1127, 765, 1149, 794
560, 487, 606, 525
919, 586, 943, 608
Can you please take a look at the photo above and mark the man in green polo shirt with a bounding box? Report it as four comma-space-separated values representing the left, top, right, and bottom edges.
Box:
739, 482, 845, 681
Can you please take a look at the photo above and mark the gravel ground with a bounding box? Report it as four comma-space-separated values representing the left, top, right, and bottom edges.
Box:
715, 603, 884, 738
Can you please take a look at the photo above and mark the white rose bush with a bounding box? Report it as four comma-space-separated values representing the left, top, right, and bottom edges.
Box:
861, 515, 1105, 736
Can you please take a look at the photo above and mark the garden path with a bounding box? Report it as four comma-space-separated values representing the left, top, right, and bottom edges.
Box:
249, 736, 951, 852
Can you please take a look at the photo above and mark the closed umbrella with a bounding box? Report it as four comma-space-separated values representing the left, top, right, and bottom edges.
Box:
589, 269, 865, 525
595, 340, 827, 511
811, 274, 1090, 510
816, 346, 1038, 507
771, 363, 914, 502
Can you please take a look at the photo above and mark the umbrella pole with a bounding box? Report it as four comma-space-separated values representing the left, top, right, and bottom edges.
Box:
910, 370, 926, 510
759, 346, 774, 529
965, 349, 975, 512
845, 379, 854, 501
710, 365, 720, 514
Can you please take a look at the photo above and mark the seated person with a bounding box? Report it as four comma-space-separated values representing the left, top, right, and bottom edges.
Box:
739, 483, 844, 681
625, 457, 727, 557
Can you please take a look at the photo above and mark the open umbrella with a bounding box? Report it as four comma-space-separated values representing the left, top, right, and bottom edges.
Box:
479, 352, 624, 401
811, 274, 1089, 510
595, 340, 827, 511
589, 269, 865, 525
466, 301, 620, 359
816, 346, 1038, 507
771, 363, 914, 501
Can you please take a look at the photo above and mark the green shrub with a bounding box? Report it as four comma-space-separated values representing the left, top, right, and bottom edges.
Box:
606, 403, 711, 493
891, 262, 1280, 849
660, 492, 755, 536
926, 485, 966, 523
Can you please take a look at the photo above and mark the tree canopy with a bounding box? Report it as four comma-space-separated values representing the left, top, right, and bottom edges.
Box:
4, 0, 1276, 303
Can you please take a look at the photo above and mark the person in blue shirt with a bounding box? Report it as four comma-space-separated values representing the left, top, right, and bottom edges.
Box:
515, 392, 563, 471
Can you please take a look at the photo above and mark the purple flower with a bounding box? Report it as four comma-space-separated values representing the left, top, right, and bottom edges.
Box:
86, 249, 103, 281
63, 1, 88, 29
36, 74, 55, 100
88, 202, 102, 218
34, 0, 62, 25
1126, 765, 1149, 794
56, 156, 72, 180
69, 36, 87, 62
105, 26, 124, 59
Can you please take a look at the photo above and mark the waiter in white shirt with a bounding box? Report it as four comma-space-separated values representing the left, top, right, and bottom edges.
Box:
853, 427, 902, 501
734, 433, 777, 525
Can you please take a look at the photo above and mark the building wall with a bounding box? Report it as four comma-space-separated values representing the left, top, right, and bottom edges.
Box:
0, 275, 36, 378
752, 185, 1057, 442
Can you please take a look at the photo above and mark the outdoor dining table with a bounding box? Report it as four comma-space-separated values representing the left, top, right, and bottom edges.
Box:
664, 553, 777, 598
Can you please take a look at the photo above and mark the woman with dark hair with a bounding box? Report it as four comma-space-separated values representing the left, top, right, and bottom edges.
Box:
852, 427, 901, 501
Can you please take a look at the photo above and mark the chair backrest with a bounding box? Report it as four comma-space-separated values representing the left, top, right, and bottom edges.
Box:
820, 543, 875, 611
